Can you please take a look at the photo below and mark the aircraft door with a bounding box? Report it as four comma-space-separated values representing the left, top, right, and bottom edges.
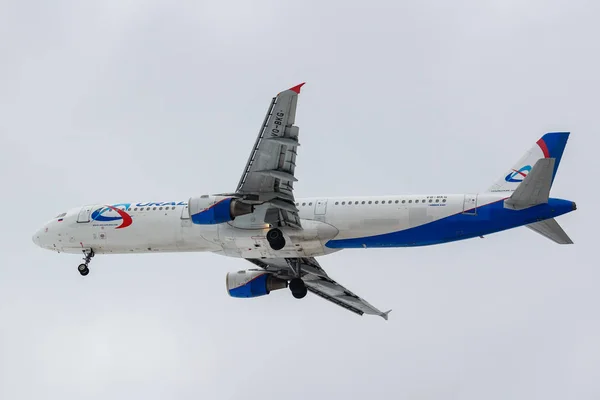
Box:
314, 199, 328, 215
462, 194, 477, 215
180, 204, 190, 220
77, 206, 94, 223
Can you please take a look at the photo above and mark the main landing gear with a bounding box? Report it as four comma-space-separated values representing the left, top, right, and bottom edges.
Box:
266, 228, 286, 250
287, 259, 307, 299
289, 278, 307, 299
78, 249, 94, 276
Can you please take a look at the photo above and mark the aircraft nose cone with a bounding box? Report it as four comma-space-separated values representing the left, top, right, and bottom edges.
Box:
32, 230, 41, 247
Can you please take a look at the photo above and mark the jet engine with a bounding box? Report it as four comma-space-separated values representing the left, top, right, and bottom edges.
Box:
226, 270, 288, 298
188, 195, 253, 224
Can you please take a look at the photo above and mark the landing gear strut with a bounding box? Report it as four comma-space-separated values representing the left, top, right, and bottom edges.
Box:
266, 228, 286, 250
78, 249, 94, 276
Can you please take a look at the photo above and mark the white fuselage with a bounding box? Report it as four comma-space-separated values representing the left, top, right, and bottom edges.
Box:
33, 193, 511, 259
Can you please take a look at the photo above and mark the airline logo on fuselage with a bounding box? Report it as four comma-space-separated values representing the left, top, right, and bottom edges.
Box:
505, 166, 531, 183
91, 202, 187, 229
91, 204, 133, 229
134, 202, 187, 207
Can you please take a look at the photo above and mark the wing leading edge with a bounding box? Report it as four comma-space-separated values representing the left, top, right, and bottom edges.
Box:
246, 258, 391, 320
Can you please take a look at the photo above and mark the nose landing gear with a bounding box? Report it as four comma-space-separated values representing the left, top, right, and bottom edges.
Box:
78, 249, 94, 276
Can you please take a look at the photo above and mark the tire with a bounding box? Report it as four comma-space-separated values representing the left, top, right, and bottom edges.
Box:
291, 285, 307, 299
266, 228, 281, 240
289, 278, 307, 299
78, 264, 87, 272
266, 228, 286, 250
79, 267, 89, 276
270, 238, 285, 251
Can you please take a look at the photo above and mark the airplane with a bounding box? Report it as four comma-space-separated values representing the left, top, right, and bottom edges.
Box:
32, 83, 576, 320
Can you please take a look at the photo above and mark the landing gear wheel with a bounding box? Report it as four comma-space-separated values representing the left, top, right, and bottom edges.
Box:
266, 228, 286, 250
78, 249, 94, 276
78, 264, 89, 276
289, 278, 307, 299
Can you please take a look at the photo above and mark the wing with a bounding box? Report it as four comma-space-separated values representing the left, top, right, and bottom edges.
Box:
235, 83, 305, 229
246, 257, 391, 320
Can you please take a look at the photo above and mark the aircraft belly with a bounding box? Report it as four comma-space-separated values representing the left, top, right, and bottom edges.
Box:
60, 215, 219, 254
328, 206, 412, 240
179, 220, 222, 251
101, 221, 179, 253
217, 219, 339, 258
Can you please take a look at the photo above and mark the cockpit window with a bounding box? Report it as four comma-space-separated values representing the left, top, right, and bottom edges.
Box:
55, 213, 66, 218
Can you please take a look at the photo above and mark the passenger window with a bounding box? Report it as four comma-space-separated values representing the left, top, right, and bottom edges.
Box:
153, 207, 157, 210
159, 207, 163, 210
146, 207, 151, 210
436, 199, 440, 203
415, 200, 419, 203
408, 200, 412, 203
342, 202, 345, 205
302, 203, 306, 206
402, 200, 406, 204
395, 200, 399, 204
443, 199, 447, 203
335, 202, 339, 205
375, 201, 379, 204
354, 201, 358, 205
428, 199, 432, 203
368, 201, 372, 204
309, 202, 313, 206
361, 201, 365, 204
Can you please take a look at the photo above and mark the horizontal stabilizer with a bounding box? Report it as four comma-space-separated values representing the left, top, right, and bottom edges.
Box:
505, 158, 554, 210
526, 218, 573, 244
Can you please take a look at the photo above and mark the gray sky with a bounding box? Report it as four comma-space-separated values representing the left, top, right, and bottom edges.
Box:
1, 0, 598, 398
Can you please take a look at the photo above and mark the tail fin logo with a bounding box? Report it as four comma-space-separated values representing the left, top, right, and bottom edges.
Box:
505, 165, 532, 183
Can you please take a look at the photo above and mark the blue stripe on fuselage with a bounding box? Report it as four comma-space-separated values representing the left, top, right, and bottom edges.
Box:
325, 198, 574, 248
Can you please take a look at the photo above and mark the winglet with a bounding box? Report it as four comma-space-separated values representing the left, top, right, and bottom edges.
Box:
288, 82, 306, 94
380, 309, 392, 321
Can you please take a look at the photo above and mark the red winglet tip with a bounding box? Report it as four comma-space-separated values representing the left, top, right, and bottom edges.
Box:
289, 82, 306, 94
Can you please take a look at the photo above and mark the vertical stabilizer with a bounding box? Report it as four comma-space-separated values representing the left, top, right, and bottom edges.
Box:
487, 132, 569, 193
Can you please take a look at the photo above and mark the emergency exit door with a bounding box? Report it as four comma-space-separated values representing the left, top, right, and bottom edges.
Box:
314, 199, 328, 215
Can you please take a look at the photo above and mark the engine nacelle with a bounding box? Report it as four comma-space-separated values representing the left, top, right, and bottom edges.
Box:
226, 270, 288, 298
188, 195, 253, 224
